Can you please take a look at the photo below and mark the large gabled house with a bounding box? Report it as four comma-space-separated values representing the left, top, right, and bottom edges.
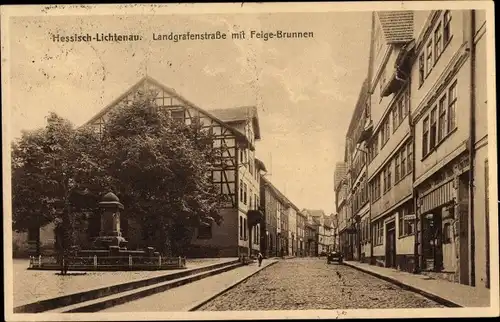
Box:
14, 76, 266, 258
85, 76, 266, 258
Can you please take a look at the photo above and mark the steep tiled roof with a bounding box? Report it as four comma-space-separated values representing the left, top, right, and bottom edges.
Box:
83, 76, 246, 142
377, 11, 414, 44
262, 177, 299, 211
210, 106, 261, 139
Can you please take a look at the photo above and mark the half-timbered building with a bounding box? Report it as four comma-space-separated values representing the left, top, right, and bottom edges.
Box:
85, 76, 265, 257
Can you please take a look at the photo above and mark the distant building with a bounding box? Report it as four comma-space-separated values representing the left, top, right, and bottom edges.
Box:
260, 177, 300, 258
296, 211, 307, 256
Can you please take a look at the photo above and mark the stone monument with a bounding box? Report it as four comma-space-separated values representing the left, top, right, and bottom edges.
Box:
92, 192, 128, 250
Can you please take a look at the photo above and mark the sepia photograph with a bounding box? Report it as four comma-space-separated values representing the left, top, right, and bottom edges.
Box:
1, 2, 498, 320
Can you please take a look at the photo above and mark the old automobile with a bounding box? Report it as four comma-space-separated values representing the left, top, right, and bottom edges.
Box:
327, 251, 343, 264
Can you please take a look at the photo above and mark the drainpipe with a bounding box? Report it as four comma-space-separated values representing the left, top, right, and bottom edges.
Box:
468, 9, 476, 287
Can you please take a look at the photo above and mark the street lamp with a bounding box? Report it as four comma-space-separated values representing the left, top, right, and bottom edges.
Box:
266, 230, 269, 258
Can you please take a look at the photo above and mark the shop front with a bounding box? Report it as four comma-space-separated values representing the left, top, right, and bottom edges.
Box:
415, 154, 470, 284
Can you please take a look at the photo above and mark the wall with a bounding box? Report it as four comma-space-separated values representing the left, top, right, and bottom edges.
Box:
413, 64, 471, 180
368, 122, 411, 179
411, 11, 467, 114
191, 208, 239, 257
372, 175, 412, 220
472, 9, 489, 289
12, 222, 56, 258
412, 11, 472, 182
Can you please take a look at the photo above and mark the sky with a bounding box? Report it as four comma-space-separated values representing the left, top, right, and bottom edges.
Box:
8, 10, 371, 215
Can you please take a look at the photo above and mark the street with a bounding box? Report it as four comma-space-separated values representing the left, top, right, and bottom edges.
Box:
198, 258, 445, 311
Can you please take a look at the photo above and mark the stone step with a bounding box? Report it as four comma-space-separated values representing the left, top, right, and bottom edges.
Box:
14, 258, 241, 313
47, 262, 244, 313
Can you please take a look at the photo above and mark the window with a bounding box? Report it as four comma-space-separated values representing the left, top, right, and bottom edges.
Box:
422, 117, 429, 156
398, 203, 415, 237
448, 81, 457, 131
381, 119, 390, 146
239, 149, 244, 164
418, 54, 425, 86
249, 192, 253, 210
438, 95, 447, 141
171, 110, 185, 122
430, 107, 437, 150
243, 218, 247, 240
443, 11, 452, 44
373, 220, 384, 245
197, 223, 212, 239
402, 91, 409, 118
400, 145, 406, 178
243, 183, 247, 204
373, 175, 381, 200
395, 154, 400, 182
434, 23, 443, 62
426, 41, 433, 76
407, 143, 413, 173
384, 161, 392, 192
239, 180, 243, 202
393, 105, 399, 133
239, 216, 243, 239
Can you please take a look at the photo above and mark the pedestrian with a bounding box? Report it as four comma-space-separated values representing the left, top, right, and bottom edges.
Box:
257, 252, 263, 267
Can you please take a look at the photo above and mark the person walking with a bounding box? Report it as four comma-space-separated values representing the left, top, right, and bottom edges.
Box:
257, 252, 264, 267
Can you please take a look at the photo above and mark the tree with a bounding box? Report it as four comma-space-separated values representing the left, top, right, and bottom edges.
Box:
12, 97, 224, 259
12, 113, 104, 263
97, 98, 224, 255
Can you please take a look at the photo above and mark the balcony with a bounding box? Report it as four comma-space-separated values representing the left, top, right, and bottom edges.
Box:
247, 208, 264, 227
381, 40, 415, 97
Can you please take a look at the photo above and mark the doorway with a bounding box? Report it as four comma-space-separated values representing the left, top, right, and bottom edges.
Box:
422, 212, 443, 271
385, 221, 396, 268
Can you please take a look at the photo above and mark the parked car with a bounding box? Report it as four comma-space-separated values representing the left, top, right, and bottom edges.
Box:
327, 251, 343, 264
319, 251, 327, 257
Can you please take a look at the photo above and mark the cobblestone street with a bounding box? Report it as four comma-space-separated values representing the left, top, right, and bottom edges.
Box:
198, 258, 445, 311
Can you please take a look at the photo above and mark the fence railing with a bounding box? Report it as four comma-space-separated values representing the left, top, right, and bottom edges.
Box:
28, 255, 187, 270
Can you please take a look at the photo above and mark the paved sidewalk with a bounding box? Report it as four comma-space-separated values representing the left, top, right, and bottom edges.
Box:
344, 261, 491, 308
13, 257, 237, 307
101, 259, 278, 312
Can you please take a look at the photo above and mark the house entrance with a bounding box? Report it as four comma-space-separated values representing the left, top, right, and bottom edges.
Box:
422, 212, 443, 271
385, 221, 396, 268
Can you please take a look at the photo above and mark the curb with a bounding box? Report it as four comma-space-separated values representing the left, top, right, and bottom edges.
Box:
14, 259, 240, 313
186, 260, 279, 311
62, 262, 244, 313
343, 262, 461, 308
